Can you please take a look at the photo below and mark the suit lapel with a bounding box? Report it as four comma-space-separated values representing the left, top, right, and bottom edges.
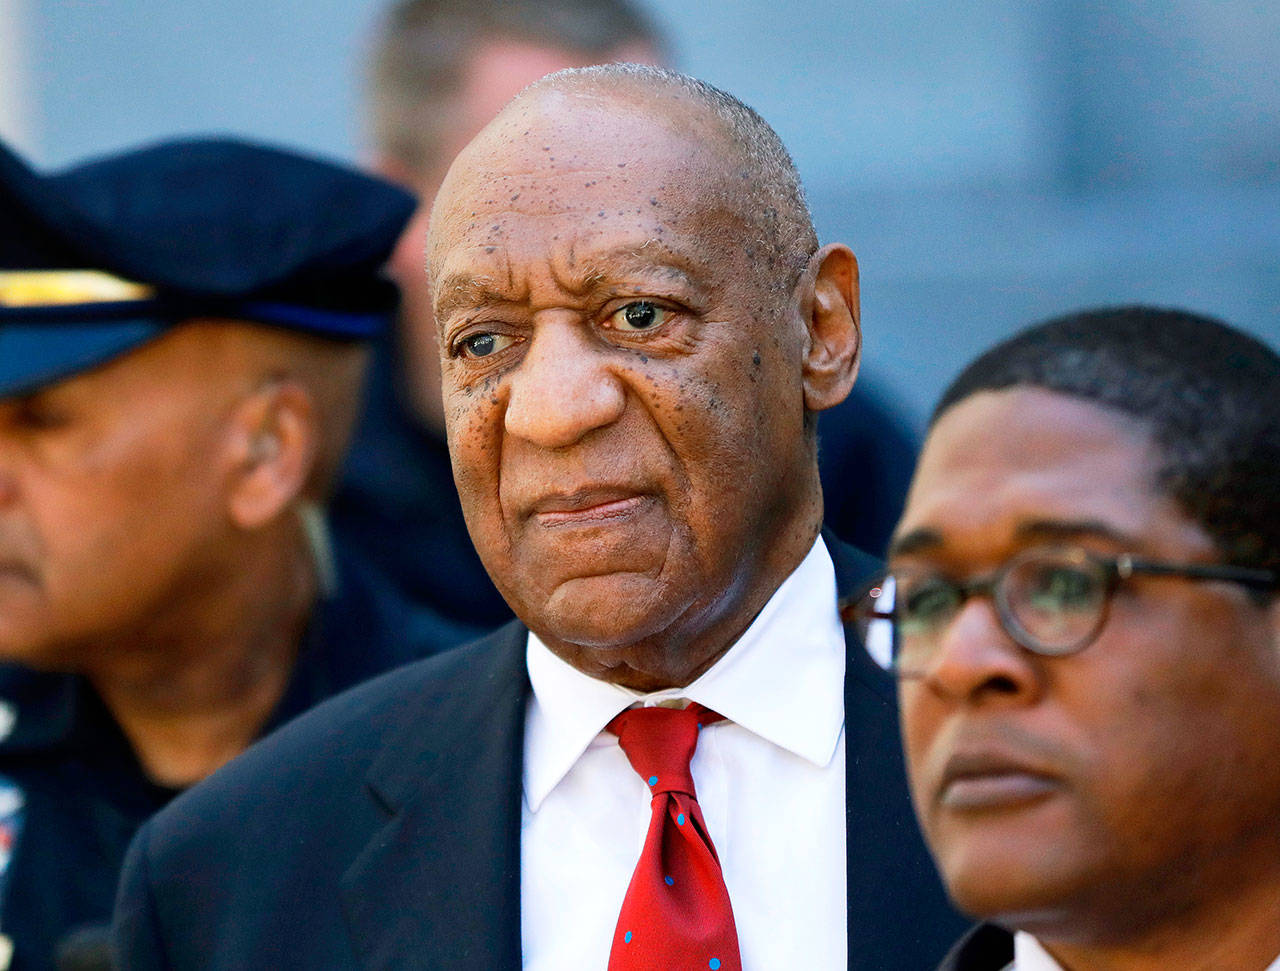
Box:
340, 623, 530, 971
936, 924, 1015, 971
833, 535, 972, 968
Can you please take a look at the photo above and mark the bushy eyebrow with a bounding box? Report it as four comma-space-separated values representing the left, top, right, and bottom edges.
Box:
887, 528, 943, 559
433, 243, 708, 320
888, 518, 1137, 561
1013, 518, 1136, 546
433, 277, 513, 320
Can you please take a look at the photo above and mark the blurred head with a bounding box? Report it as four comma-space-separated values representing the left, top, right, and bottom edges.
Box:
0, 135, 413, 671
426, 66, 860, 689
0, 320, 367, 670
888, 307, 1280, 946
364, 0, 667, 432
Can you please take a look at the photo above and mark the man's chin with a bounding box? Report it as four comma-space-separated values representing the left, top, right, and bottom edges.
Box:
522, 572, 695, 667
0, 636, 78, 672
940, 844, 1098, 935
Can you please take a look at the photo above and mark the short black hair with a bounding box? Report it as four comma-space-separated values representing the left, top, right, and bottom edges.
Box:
933, 305, 1280, 574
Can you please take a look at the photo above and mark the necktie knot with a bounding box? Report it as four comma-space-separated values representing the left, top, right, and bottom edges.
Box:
607, 703, 720, 798
604, 701, 740, 971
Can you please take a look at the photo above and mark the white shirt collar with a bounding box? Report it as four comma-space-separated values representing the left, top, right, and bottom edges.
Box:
1012, 933, 1063, 971
524, 537, 846, 811
1014, 931, 1280, 971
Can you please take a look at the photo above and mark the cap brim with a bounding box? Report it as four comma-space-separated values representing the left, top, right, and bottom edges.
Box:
0, 319, 167, 398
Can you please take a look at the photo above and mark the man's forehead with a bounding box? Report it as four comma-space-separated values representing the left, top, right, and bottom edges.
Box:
433, 85, 732, 219
892, 389, 1211, 561
428, 93, 749, 289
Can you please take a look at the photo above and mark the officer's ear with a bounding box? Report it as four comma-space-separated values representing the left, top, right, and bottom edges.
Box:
796, 243, 861, 413
224, 378, 317, 530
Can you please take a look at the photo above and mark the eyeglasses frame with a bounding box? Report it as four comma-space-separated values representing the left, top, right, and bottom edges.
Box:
851, 545, 1280, 672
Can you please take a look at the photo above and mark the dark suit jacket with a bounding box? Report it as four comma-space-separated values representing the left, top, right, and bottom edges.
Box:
113, 539, 968, 969
936, 925, 1014, 971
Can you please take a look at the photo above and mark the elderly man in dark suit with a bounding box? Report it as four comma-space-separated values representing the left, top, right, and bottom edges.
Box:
113, 66, 966, 970
854, 307, 1280, 970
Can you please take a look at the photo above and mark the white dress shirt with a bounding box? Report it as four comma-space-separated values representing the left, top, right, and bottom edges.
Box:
521, 538, 848, 970
1013, 932, 1280, 970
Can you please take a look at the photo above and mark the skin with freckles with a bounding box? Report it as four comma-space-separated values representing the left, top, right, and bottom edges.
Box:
376, 37, 663, 434
426, 81, 860, 690
895, 388, 1280, 971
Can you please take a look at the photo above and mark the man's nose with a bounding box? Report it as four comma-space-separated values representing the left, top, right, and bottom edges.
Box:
920, 598, 1043, 705
504, 321, 627, 448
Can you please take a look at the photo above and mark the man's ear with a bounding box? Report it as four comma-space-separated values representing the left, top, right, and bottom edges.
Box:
798, 243, 861, 413
224, 380, 317, 531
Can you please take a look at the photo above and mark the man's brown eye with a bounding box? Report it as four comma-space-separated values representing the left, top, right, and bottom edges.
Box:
610, 301, 666, 332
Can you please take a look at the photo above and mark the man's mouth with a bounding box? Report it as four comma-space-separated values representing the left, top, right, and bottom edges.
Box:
531, 489, 655, 527
937, 749, 1060, 811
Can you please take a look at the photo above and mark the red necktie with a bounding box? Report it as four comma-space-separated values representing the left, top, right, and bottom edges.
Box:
606, 703, 742, 971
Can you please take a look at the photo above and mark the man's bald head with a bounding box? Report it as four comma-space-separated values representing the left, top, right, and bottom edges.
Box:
424, 65, 860, 689
429, 64, 818, 299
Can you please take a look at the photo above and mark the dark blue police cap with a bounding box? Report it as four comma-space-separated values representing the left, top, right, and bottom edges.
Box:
0, 136, 416, 398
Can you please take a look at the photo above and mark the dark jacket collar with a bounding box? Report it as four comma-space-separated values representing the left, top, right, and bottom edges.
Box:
937, 924, 1015, 971
342, 535, 967, 969
0, 545, 416, 758
342, 621, 529, 970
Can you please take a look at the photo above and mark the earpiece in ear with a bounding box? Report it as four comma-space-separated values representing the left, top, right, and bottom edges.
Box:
250, 431, 280, 464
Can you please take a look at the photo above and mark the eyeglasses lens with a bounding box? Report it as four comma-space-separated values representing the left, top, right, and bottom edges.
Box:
1002, 552, 1107, 653
858, 549, 1112, 673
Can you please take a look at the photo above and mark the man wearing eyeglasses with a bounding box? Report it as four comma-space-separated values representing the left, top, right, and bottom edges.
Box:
854, 305, 1280, 970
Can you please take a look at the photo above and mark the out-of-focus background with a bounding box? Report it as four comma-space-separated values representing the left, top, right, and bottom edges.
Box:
2, 0, 1277, 427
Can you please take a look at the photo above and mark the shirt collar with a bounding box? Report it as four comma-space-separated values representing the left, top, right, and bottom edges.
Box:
524, 537, 845, 811
1014, 932, 1280, 971
1013, 933, 1063, 971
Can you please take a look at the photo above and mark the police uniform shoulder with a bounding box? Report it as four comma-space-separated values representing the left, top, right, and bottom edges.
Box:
0, 664, 77, 752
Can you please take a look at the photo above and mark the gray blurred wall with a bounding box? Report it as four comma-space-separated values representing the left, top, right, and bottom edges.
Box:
6, 0, 1278, 426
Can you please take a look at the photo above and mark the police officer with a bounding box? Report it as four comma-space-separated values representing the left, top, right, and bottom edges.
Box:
0, 137, 443, 969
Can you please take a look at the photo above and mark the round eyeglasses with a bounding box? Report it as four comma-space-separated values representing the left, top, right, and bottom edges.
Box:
851, 545, 1279, 676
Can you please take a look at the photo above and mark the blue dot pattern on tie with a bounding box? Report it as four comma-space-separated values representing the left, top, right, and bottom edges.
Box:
648, 775, 658, 786
624, 931, 633, 944
664, 875, 674, 886
677, 813, 685, 825
710, 960, 721, 969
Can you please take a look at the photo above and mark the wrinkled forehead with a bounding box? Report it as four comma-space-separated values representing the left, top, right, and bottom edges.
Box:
427, 87, 743, 275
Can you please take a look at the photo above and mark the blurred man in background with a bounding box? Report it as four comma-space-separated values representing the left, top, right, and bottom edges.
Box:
332, 0, 920, 640
856, 307, 1280, 969
0, 137, 434, 970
